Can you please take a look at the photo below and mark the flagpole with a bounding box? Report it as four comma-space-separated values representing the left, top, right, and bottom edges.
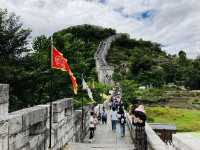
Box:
81, 73, 84, 141
49, 36, 53, 149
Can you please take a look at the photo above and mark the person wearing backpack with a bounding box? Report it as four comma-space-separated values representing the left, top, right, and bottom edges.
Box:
101, 108, 107, 124
119, 112, 126, 137
111, 100, 116, 110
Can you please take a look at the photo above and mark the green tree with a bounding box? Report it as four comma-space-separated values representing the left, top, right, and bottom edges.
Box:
120, 80, 139, 109
0, 9, 31, 62
0, 9, 31, 111
178, 51, 186, 64
184, 59, 200, 89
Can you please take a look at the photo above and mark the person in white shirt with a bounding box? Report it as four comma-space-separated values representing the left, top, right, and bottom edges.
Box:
89, 111, 95, 142
111, 107, 118, 131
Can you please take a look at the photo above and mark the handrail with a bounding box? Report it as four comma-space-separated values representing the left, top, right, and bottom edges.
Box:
126, 113, 169, 150
145, 123, 169, 150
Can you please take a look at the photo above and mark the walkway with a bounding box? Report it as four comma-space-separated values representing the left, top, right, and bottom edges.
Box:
65, 111, 134, 150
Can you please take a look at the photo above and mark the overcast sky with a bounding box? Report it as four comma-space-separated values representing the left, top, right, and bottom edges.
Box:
1, 0, 200, 58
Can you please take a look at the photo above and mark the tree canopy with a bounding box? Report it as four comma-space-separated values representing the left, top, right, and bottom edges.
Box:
0, 9, 31, 62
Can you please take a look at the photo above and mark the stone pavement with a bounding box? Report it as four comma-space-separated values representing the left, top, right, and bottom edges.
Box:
64, 111, 134, 150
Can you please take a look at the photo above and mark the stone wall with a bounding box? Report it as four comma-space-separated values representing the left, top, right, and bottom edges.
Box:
0, 84, 9, 115
95, 34, 122, 85
173, 133, 200, 150
0, 85, 91, 150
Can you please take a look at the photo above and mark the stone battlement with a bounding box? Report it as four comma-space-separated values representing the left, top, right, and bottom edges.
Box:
0, 84, 9, 115
0, 84, 91, 150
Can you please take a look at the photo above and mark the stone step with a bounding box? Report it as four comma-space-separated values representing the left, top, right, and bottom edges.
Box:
64, 143, 134, 150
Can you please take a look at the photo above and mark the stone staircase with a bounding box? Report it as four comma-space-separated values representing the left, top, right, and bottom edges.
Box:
64, 110, 134, 150
66, 143, 133, 150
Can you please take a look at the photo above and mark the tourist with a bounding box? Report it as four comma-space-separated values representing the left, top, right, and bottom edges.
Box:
119, 112, 126, 137
129, 104, 137, 124
97, 105, 101, 121
115, 100, 119, 111
112, 100, 117, 110
94, 112, 98, 131
89, 111, 95, 143
111, 107, 118, 131
133, 105, 147, 150
119, 100, 123, 110
118, 107, 126, 137
101, 108, 107, 124
108, 100, 112, 110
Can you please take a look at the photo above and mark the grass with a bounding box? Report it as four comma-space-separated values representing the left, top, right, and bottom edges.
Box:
146, 106, 200, 132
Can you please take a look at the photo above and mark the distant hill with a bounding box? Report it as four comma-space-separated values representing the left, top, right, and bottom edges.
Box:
106, 33, 200, 89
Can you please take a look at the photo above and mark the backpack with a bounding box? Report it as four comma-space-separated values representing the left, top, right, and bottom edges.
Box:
112, 102, 116, 109
102, 112, 107, 119
120, 117, 126, 125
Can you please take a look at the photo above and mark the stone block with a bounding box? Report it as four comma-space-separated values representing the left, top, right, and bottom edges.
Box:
0, 103, 8, 115
67, 129, 74, 142
53, 111, 65, 123
0, 96, 9, 105
29, 134, 45, 150
51, 128, 58, 147
66, 99, 72, 108
9, 130, 29, 150
65, 107, 73, 117
0, 119, 8, 150
29, 121, 47, 136
8, 114, 22, 135
22, 106, 48, 130
0, 84, 9, 98
38, 104, 50, 118
53, 98, 72, 113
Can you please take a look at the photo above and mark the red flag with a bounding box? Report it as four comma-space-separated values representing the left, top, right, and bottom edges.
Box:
51, 48, 65, 71
70, 75, 78, 95
51, 47, 78, 94
63, 58, 71, 73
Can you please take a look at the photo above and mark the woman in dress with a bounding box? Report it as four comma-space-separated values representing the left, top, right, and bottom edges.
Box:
133, 105, 147, 150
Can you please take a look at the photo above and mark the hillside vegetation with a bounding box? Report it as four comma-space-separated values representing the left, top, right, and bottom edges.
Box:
107, 34, 200, 89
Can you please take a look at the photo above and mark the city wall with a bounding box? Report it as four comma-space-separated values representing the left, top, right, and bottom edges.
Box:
0, 84, 91, 150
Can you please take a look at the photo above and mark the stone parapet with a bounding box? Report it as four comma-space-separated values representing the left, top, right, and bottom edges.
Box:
173, 133, 200, 150
0, 117, 8, 150
0, 94, 91, 150
0, 84, 9, 99
0, 84, 9, 115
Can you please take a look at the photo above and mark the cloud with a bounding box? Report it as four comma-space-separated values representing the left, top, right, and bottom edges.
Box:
0, 0, 199, 58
